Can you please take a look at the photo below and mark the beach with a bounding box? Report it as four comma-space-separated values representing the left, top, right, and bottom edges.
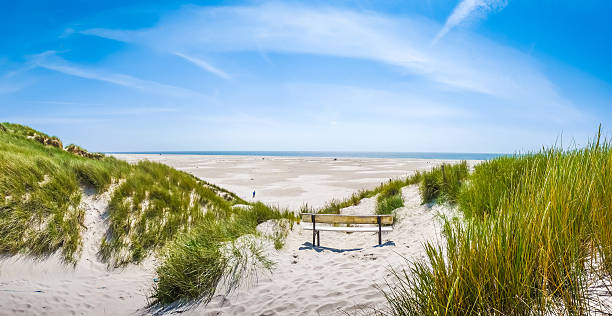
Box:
112, 154, 469, 210
0, 154, 464, 315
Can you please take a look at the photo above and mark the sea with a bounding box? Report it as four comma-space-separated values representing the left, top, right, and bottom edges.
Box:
108, 151, 508, 161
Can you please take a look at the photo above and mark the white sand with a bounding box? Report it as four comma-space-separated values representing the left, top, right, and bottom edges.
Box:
200, 185, 452, 315
0, 184, 156, 316
0, 155, 462, 315
112, 154, 465, 210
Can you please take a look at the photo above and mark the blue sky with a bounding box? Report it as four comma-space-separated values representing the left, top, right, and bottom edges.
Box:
1, 0, 611, 153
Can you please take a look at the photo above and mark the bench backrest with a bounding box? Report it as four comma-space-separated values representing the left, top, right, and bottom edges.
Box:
301, 213, 393, 225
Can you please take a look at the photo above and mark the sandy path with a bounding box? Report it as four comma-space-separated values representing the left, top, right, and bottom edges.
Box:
198, 185, 451, 315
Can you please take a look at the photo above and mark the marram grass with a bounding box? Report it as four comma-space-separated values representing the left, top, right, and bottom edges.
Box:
1, 123, 295, 307
384, 129, 611, 315
314, 161, 468, 217
99, 160, 238, 267
152, 202, 295, 305
0, 123, 130, 263
419, 160, 469, 204
317, 171, 425, 215
376, 180, 405, 215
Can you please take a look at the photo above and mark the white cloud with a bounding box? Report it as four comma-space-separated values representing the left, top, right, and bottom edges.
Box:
1, 65, 37, 94
0, 82, 25, 94
4, 116, 107, 124
30, 100, 108, 106
433, 0, 508, 44
31, 52, 203, 98
79, 3, 566, 108
28, 101, 177, 115
70, 2, 594, 151
173, 52, 231, 79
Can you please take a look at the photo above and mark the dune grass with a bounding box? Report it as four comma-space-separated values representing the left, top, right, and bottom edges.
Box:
384, 129, 611, 315
1, 123, 297, 305
418, 161, 469, 204
316, 189, 377, 215
0, 123, 130, 263
151, 202, 295, 305
376, 180, 405, 215
316, 171, 424, 215
315, 162, 469, 216
374, 161, 468, 215
93, 154, 297, 302
99, 160, 243, 266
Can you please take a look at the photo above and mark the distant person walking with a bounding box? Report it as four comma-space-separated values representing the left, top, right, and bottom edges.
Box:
252, 190, 256, 198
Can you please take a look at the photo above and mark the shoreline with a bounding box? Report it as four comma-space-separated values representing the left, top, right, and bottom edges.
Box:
107, 151, 504, 161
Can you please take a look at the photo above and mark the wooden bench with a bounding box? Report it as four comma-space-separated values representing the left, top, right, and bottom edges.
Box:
301, 213, 393, 246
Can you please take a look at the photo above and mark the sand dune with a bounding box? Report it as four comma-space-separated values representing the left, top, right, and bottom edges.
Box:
0, 184, 155, 316
0, 155, 458, 315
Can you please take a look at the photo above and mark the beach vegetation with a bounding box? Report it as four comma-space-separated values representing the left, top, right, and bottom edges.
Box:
418, 161, 469, 204
151, 202, 294, 305
0, 123, 130, 263
383, 128, 611, 315
1, 123, 295, 307
376, 180, 405, 215
318, 189, 377, 214
99, 160, 241, 266
317, 171, 424, 215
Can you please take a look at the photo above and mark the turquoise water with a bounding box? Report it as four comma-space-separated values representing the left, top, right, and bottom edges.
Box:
109, 151, 507, 160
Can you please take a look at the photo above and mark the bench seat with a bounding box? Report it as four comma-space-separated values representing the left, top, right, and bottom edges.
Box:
301, 223, 393, 232
301, 213, 394, 246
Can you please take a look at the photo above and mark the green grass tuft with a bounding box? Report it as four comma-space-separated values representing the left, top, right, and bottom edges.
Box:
376, 180, 405, 215
418, 161, 469, 204
151, 202, 294, 305
317, 172, 424, 215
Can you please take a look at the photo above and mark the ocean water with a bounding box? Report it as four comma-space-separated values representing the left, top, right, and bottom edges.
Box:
109, 151, 507, 160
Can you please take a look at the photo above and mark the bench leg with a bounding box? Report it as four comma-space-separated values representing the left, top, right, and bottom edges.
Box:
311, 214, 316, 247
313, 229, 316, 246
378, 216, 382, 246
317, 231, 320, 247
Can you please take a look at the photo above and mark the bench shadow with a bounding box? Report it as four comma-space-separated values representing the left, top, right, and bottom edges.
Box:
373, 240, 396, 248
299, 242, 363, 253
299, 240, 396, 252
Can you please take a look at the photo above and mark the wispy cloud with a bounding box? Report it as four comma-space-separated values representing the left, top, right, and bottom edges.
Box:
3, 116, 107, 124
0, 83, 24, 94
80, 3, 569, 112
30, 100, 108, 106
40, 63, 200, 98
173, 52, 231, 79
433, 0, 508, 44
29, 51, 203, 98
0, 65, 36, 94
28, 101, 177, 115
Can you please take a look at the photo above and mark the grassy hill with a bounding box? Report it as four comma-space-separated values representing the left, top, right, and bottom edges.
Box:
0, 122, 294, 305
